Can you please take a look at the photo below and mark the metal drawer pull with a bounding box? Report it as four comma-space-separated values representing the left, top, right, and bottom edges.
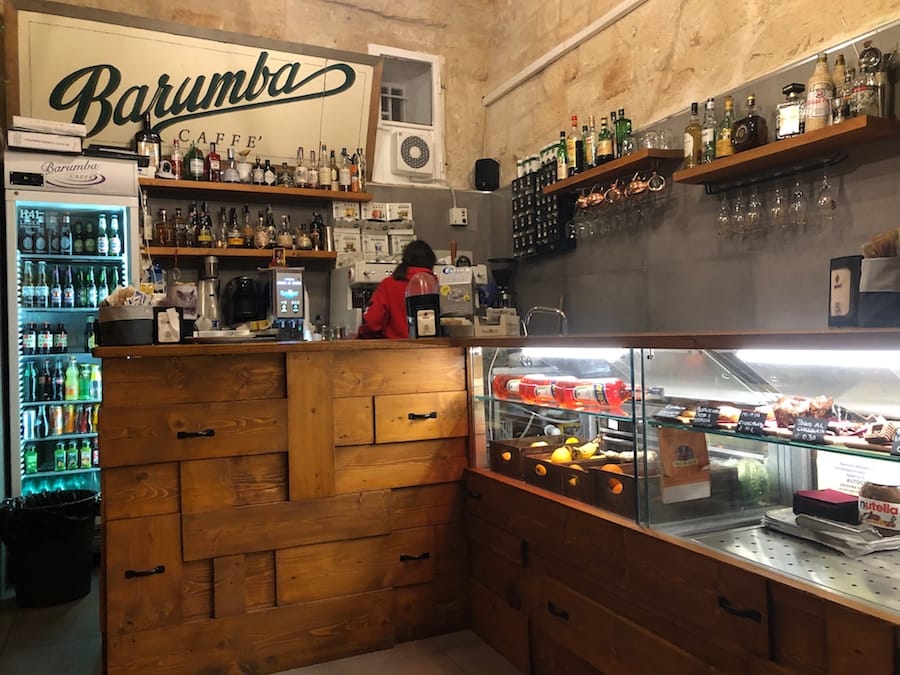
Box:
177, 428, 216, 439
408, 411, 437, 420
400, 552, 431, 562
717, 596, 762, 623
547, 601, 569, 621
466, 490, 483, 500
125, 565, 166, 579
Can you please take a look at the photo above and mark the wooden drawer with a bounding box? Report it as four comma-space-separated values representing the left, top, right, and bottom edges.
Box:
374, 391, 468, 443
105, 513, 182, 635
335, 438, 467, 493
102, 463, 179, 521
389, 526, 436, 587
100, 399, 288, 467
333, 348, 466, 397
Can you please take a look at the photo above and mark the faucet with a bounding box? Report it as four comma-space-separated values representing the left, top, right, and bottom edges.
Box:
523, 306, 569, 336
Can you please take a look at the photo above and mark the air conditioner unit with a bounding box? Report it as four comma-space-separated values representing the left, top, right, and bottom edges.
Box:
392, 130, 435, 179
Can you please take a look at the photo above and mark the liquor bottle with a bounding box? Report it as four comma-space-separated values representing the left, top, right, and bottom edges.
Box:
683, 102, 702, 169
35, 261, 49, 308
307, 150, 320, 189
155, 208, 172, 246
277, 162, 294, 187
731, 94, 768, 152
242, 204, 254, 247
170, 139, 184, 180
34, 211, 47, 254
197, 205, 213, 247
60, 213, 73, 255
263, 159, 277, 186
555, 131, 567, 181
22, 322, 37, 356
84, 219, 97, 255
701, 98, 717, 164
339, 149, 352, 191
50, 266, 63, 308
172, 207, 188, 247
609, 111, 619, 158
614, 109, 632, 159
805, 52, 833, 132
253, 210, 270, 249
206, 142, 221, 181
251, 157, 265, 185
47, 213, 60, 255
38, 359, 52, 401
185, 141, 205, 180
86, 267, 99, 308
227, 208, 243, 247
775, 83, 806, 139
84, 316, 97, 351
54, 442, 66, 471
276, 214, 294, 248
109, 214, 121, 256
565, 115, 580, 176
53, 323, 68, 354
96, 215, 109, 256
72, 221, 84, 254
294, 147, 308, 188
38, 323, 53, 356
265, 204, 277, 246
215, 206, 228, 248
22, 261, 35, 308
329, 151, 339, 190
583, 117, 597, 169
52, 360, 64, 400
186, 202, 199, 246
63, 266, 75, 308
318, 146, 330, 189
715, 95, 736, 158
24, 444, 38, 475
852, 41, 883, 117
356, 147, 367, 191
98, 267, 109, 304
834, 71, 853, 124
134, 112, 162, 173
832, 54, 847, 95
222, 147, 240, 183
350, 150, 360, 192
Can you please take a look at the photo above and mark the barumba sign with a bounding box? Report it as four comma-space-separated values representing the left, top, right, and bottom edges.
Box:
16, 11, 376, 166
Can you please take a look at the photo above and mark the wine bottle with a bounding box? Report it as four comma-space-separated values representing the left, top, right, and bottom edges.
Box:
185, 142, 205, 181
134, 112, 162, 174
683, 102, 702, 169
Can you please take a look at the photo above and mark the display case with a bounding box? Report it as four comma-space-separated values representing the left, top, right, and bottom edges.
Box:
471, 335, 900, 617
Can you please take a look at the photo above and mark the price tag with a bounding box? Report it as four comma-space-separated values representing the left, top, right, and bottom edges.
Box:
656, 404, 686, 420
891, 429, 900, 456
792, 417, 828, 444
736, 410, 767, 436
691, 406, 720, 429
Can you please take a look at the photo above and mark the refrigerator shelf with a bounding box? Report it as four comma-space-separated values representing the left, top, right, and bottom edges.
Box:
23, 467, 99, 480
18, 253, 126, 263
20, 399, 101, 408
21, 432, 98, 443
19, 307, 103, 313
19, 351, 95, 360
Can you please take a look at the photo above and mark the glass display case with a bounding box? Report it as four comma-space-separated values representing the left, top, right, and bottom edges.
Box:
472, 339, 900, 614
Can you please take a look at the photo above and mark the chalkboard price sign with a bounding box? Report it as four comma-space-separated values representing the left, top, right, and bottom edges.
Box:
656, 404, 686, 420
692, 406, 720, 429
792, 417, 828, 444
736, 410, 767, 436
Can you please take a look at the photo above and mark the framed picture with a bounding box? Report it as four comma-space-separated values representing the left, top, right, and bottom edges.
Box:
273, 247, 287, 267
828, 255, 863, 327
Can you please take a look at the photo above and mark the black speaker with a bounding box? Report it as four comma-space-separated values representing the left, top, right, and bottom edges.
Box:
474, 158, 500, 191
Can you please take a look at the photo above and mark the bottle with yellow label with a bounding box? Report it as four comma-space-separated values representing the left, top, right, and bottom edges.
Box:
716, 95, 735, 159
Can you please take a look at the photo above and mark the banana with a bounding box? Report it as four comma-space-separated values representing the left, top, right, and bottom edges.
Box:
571, 439, 599, 460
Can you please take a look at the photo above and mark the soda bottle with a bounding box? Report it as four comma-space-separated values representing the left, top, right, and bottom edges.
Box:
24, 444, 38, 474
22, 361, 37, 402
91, 439, 99, 467
79, 439, 92, 469
38, 359, 52, 400
38, 322, 53, 354
64, 403, 76, 434
64, 356, 79, 401
53, 360, 65, 401
54, 442, 66, 471
79, 364, 91, 400
66, 441, 78, 470
84, 317, 97, 350
89, 364, 102, 400
22, 322, 37, 355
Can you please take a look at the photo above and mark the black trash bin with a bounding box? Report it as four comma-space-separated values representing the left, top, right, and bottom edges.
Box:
0, 489, 100, 608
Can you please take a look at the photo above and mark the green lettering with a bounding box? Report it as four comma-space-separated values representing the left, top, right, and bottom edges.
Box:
48, 64, 120, 136
112, 84, 150, 125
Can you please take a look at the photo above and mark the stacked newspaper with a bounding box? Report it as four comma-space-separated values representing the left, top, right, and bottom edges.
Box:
7, 116, 86, 153
764, 507, 900, 557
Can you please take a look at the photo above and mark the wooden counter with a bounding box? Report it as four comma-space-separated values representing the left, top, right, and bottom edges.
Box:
97, 340, 469, 674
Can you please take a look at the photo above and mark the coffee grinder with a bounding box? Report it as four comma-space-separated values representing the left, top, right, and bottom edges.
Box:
488, 257, 518, 309
196, 255, 221, 328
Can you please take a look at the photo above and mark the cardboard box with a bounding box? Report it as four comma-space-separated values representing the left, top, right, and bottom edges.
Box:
332, 201, 361, 222
362, 202, 388, 221
387, 202, 413, 222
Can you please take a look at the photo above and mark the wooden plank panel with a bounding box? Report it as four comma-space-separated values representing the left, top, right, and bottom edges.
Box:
181, 559, 213, 624
532, 631, 602, 675
335, 438, 467, 493
102, 353, 285, 405
333, 348, 465, 397
769, 583, 827, 674
182, 489, 390, 560
391, 482, 464, 530
213, 555, 245, 618
100, 399, 288, 467
374, 391, 468, 443
180, 453, 288, 513
389, 527, 435, 587
466, 513, 523, 566
287, 352, 335, 500
470, 578, 530, 674
333, 396, 374, 446
470, 545, 530, 613
434, 521, 466, 574
102, 463, 179, 520
565, 508, 626, 587
826, 603, 894, 674
105, 514, 183, 635
275, 535, 391, 606
394, 572, 468, 644
106, 589, 394, 675
245, 551, 275, 612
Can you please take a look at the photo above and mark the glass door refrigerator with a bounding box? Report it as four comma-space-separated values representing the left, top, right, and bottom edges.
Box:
4, 150, 139, 498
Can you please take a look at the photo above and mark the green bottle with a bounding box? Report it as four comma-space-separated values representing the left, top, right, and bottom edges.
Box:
54, 442, 66, 471
79, 439, 92, 469
24, 444, 38, 474
66, 441, 78, 470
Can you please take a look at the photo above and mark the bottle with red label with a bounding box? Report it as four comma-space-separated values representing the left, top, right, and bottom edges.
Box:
554, 377, 630, 410
491, 373, 544, 401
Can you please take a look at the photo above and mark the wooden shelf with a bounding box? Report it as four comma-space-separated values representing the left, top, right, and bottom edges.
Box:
543, 149, 683, 196
673, 115, 900, 187
143, 246, 337, 262
138, 178, 372, 202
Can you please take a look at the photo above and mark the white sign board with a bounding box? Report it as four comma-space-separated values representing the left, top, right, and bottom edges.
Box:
16, 11, 375, 165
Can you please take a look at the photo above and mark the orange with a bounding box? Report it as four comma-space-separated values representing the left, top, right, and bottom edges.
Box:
601, 463, 624, 495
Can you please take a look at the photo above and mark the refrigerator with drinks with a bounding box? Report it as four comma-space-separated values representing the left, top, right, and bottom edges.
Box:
3, 150, 139, 497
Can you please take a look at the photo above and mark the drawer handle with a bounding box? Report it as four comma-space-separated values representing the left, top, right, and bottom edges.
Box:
408, 411, 437, 420
466, 490, 483, 500
124, 565, 166, 579
177, 428, 215, 440
717, 596, 762, 623
400, 552, 431, 562
547, 601, 569, 621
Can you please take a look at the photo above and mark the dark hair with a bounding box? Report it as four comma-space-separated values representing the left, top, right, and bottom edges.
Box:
393, 240, 436, 280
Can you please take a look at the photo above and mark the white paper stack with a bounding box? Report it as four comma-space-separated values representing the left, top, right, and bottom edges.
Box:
8, 116, 86, 153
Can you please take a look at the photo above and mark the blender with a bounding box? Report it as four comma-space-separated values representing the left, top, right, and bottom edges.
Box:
488, 257, 518, 309
196, 255, 221, 329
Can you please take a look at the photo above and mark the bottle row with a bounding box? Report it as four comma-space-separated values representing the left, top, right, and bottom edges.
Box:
17, 208, 125, 256
491, 374, 631, 409
21, 403, 100, 442
21, 318, 97, 357
150, 202, 328, 251
22, 357, 101, 403
21, 260, 122, 309
23, 438, 99, 475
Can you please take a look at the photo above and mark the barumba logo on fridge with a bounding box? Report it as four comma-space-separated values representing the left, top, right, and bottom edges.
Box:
41, 159, 106, 189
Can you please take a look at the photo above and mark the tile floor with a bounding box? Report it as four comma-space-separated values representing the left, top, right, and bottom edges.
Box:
0, 573, 520, 675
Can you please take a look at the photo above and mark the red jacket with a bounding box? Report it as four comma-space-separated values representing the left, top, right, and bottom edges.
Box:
358, 266, 436, 339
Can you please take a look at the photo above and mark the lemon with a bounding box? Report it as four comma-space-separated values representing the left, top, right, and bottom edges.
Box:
550, 446, 572, 463
530, 440, 549, 447
565, 436, 580, 444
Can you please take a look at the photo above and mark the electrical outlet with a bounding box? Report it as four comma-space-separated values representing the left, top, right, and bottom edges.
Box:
449, 207, 468, 226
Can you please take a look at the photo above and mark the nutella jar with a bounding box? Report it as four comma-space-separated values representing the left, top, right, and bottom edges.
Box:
859, 481, 900, 534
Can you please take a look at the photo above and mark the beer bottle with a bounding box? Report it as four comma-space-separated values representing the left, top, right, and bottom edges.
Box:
52, 323, 68, 354
63, 266, 75, 308
60, 213, 73, 255
21, 261, 34, 308
49, 265, 63, 308
96, 215, 109, 256
34, 262, 49, 308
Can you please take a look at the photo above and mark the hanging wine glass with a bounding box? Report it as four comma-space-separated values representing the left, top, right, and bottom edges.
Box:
716, 193, 730, 237
745, 185, 765, 237
816, 171, 837, 229
730, 190, 746, 237
770, 181, 787, 231
788, 176, 808, 231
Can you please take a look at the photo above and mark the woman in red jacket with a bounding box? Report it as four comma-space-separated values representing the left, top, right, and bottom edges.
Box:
357, 240, 437, 339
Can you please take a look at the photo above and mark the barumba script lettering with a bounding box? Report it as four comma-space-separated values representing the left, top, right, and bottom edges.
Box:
49, 52, 356, 137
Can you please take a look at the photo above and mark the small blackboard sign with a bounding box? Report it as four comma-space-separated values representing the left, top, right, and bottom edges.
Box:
792, 417, 828, 444
891, 429, 900, 457
692, 406, 720, 429
736, 410, 767, 436
656, 404, 686, 420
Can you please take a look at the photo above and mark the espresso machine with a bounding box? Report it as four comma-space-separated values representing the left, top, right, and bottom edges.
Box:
329, 261, 395, 331
197, 255, 221, 328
